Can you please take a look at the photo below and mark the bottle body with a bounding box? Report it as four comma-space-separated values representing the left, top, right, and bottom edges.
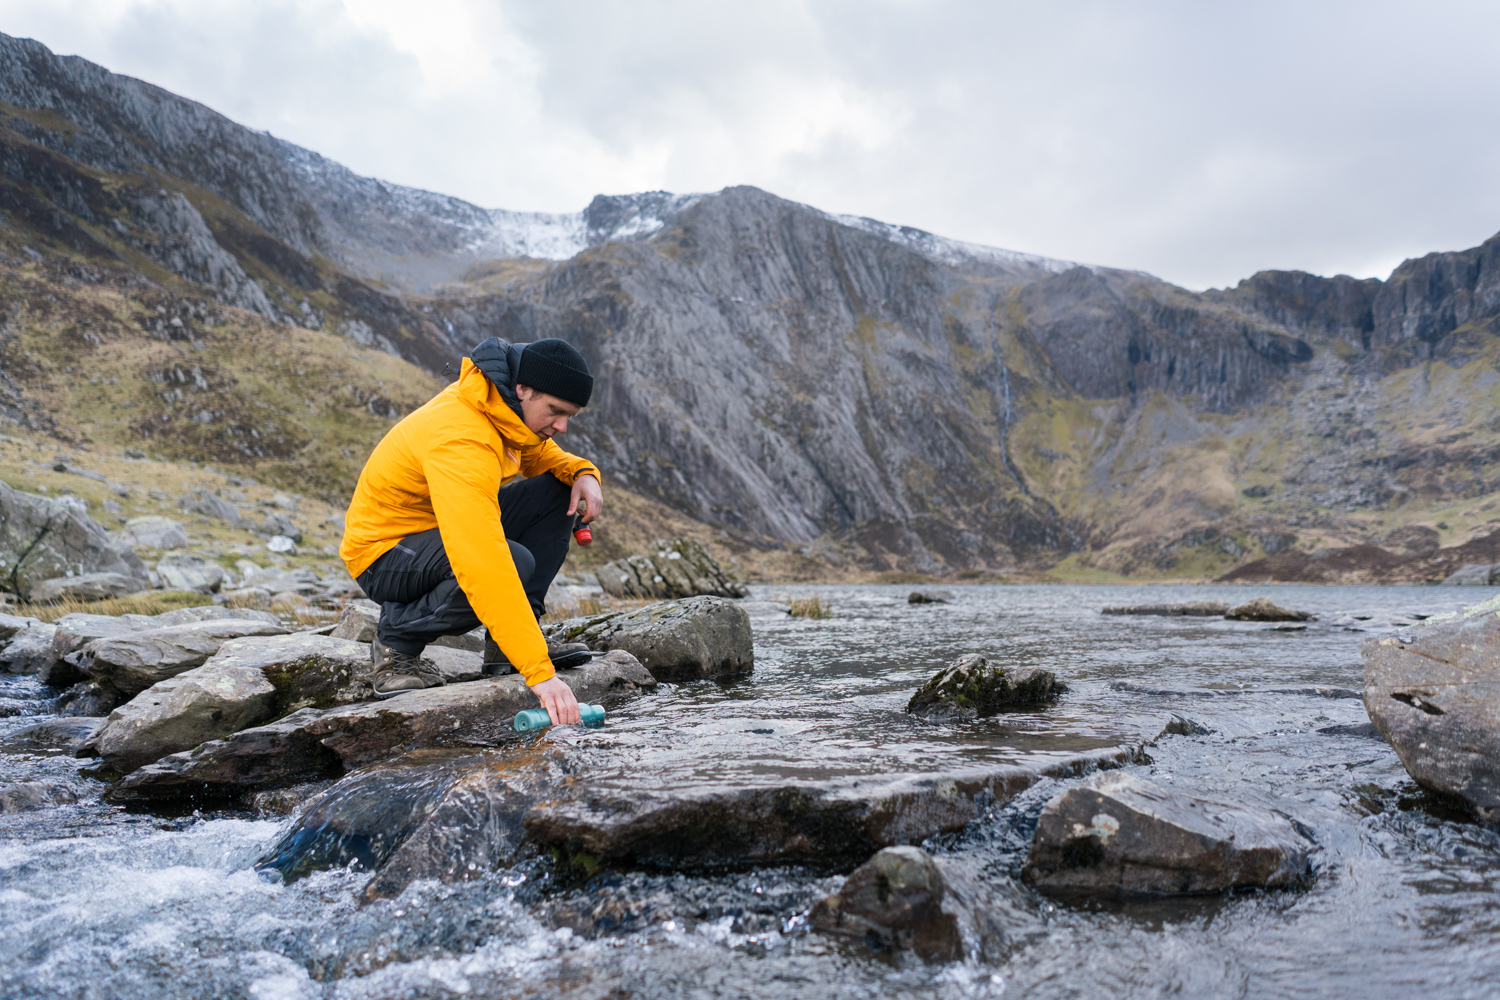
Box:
514, 704, 606, 732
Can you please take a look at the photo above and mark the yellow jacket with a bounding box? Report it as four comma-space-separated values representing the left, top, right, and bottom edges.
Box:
341, 358, 598, 684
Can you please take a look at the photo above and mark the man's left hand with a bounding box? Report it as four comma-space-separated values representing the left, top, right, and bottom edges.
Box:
570, 473, 603, 524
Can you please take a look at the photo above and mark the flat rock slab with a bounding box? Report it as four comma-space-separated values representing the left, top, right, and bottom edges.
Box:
544, 596, 752, 682
1225, 598, 1314, 622
523, 743, 1144, 871
1021, 771, 1315, 896
1102, 602, 1228, 617
907, 654, 1065, 719
83, 618, 290, 694
0, 621, 58, 675
1364, 604, 1500, 821
105, 650, 657, 803
95, 633, 375, 773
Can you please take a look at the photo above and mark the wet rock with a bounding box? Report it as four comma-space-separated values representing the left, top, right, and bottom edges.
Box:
809, 847, 961, 961
1021, 771, 1316, 896
0, 780, 78, 812
1439, 563, 1499, 586
30, 572, 140, 602
53, 679, 125, 717
246, 780, 334, 818
908, 589, 955, 604
1224, 598, 1314, 622
545, 596, 752, 682
0, 481, 149, 599
118, 515, 188, 550
1363, 606, 1500, 821
0, 716, 104, 754
737, 600, 791, 620
256, 746, 569, 899
1317, 722, 1384, 740
524, 742, 1146, 871
0, 620, 58, 675
596, 538, 749, 600
94, 633, 373, 773
155, 553, 225, 594
906, 654, 1065, 719
105, 649, 657, 801
1102, 602, 1229, 617
1156, 713, 1213, 738
82, 618, 290, 695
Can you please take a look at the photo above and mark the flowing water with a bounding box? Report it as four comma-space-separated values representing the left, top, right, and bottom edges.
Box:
3, 584, 1499, 999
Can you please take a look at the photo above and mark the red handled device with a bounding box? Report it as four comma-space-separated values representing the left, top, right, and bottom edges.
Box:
571, 512, 592, 546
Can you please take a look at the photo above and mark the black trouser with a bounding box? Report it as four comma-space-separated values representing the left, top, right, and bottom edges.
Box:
357, 473, 573, 655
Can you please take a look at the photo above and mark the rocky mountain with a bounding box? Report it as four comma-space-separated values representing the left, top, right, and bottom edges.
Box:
2, 31, 1499, 582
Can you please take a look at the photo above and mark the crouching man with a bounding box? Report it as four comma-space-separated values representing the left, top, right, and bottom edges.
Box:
339, 337, 602, 724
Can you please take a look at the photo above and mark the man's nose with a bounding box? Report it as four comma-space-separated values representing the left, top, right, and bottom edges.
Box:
553, 416, 568, 434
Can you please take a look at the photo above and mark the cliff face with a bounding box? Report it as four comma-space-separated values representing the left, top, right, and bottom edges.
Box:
3, 32, 1500, 581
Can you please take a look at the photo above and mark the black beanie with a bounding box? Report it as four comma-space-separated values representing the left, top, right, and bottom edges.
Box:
516, 338, 593, 407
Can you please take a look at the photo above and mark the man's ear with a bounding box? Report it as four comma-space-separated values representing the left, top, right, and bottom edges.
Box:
515, 384, 533, 401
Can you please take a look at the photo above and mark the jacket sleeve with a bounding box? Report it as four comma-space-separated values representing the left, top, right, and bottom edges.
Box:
422, 434, 555, 686
519, 438, 599, 485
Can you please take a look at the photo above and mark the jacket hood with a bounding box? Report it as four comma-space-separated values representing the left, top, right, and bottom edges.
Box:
455, 357, 540, 447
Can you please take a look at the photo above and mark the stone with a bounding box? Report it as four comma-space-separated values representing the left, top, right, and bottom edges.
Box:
266, 536, 297, 554
155, 553, 226, 594
241, 566, 320, 595
596, 538, 748, 600
906, 654, 1065, 719
255, 746, 570, 900
118, 516, 188, 550
105, 649, 658, 801
0, 480, 149, 599
1102, 602, 1229, 616
52, 680, 124, 717
257, 511, 303, 542
1021, 771, 1316, 896
430, 626, 486, 653
0, 781, 78, 812
544, 596, 752, 682
177, 487, 247, 526
1363, 604, 1500, 821
0, 611, 39, 643
94, 633, 375, 773
737, 600, 791, 620
0, 621, 58, 674
421, 645, 484, 683
45, 612, 157, 688
1156, 713, 1213, 738
81, 618, 291, 695
809, 847, 961, 961
1225, 598, 1314, 622
0, 716, 103, 754
29, 572, 141, 602
330, 602, 377, 642
908, 589, 955, 604
1440, 563, 1499, 586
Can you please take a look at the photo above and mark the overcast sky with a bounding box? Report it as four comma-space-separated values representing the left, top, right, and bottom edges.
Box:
4, 0, 1498, 289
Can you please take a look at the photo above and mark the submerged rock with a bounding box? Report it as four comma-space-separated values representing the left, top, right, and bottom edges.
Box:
1102, 602, 1228, 617
1225, 598, 1314, 622
1155, 713, 1213, 738
82, 618, 290, 695
545, 596, 752, 682
596, 537, 749, 601
809, 846, 961, 961
0, 716, 104, 755
1021, 772, 1316, 896
0, 780, 78, 812
906, 654, 1065, 719
1363, 606, 1500, 821
105, 649, 657, 802
908, 589, 955, 604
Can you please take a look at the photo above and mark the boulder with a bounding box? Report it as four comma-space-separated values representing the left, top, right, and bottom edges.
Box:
154, 553, 225, 594
908, 589, 955, 604
0, 621, 58, 675
906, 654, 1065, 719
430, 626, 485, 653
544, 596, 752, 682
118, 516, 188, 550
240, 566, 320, 596
52, 680, 125, 717
177, 487, 246, 526
257, 511, 303, 542
421, 645, 484, 683
29, 572, 141, 602
1440, 563, 1499, 586
1021, 771, 1316, 896
0, 716, 103, 755
1225, 598, 1314, 622
81, 618, 291, 695
809, 847, 961, 961
94, 633, 374, 773
1363, 604, 1500, 821
105, 649, 658, 801
596, 538, 748, 600
46, 605, 279, 687
1102, 602, 1229, 617
0, 481, 149, 599
255, 746, 570, 900
0, 611, 39, 643
330, 602, 378, 642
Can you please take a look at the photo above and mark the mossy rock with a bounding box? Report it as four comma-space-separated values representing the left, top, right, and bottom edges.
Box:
906, 654, 1065, 719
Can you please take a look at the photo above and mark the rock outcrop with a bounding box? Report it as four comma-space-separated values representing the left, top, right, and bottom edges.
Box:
906, 654, 1065, 719
1363, 601, 1500, 821
117, 516, 188, 551
595, 538, 748, 600
544, 596, 753, 682
0, 481, 148, 599
1021, 772, 1316, 895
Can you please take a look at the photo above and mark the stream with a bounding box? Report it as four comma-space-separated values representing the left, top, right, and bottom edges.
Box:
2, 583, 1498, 999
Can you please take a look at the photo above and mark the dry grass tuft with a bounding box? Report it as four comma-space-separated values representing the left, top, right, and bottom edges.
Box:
786, 594, 831, 619
15, 589, 215, 622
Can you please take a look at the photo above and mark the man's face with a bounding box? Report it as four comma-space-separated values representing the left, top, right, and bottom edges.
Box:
515, 385, 581, 439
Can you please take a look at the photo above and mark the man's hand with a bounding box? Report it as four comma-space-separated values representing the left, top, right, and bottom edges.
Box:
530, 676, 581, 725
569, 473, 603, 524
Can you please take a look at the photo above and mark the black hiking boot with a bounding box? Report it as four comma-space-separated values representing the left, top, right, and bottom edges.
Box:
482, 633, 593, 677
368, 638, 446, 698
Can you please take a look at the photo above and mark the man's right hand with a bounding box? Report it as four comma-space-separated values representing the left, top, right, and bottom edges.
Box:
530, 676, 581, 725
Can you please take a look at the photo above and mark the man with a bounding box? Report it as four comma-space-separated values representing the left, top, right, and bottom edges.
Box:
339, 337, 604, 724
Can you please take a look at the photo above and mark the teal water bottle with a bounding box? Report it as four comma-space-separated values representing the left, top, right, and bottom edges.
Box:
513, 704, 606, 732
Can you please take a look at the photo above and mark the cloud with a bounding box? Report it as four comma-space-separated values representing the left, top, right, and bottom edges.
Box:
2, 0, 1498, 288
